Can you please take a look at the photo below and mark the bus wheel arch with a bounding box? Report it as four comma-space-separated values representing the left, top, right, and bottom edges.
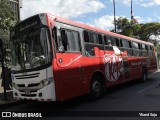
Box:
90, 71, 106, 99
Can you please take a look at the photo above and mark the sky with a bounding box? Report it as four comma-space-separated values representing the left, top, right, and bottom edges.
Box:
20, 0, 160, 31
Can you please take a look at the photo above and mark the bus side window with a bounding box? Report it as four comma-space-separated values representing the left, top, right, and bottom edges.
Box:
104, 35, 111, 46
138, 43, 141, 49
142, 44, 145, 50
110, 36, 116, 46
88, 32, 94, 43
61, 29, 81, 52
129, 41, 132, 48
145, 45, 148, 50
148, 45, 152, 57
104, 36, 108, 45
141, 44, 147, 57
88, 32, 99, 44
84, 31, 89, 42
61, 30, 68, 51
122, 39, 130, 48
121, 39, 132, 56
114, 38, 120, 47
119, 39, 123, 47
98, 34, 103, 44
138, 43, 142, 56
132, 42, 139, 56
92, 33, 98, 44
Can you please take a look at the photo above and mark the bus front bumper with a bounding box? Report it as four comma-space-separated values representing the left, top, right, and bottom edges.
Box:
13, 83, 56, 101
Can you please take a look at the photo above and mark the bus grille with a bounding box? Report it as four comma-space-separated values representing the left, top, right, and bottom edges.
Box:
15, 73, 40, 79
16, 82, 43, 96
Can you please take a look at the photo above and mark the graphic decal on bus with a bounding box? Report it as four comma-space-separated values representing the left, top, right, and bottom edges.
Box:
104, 54, 123, 82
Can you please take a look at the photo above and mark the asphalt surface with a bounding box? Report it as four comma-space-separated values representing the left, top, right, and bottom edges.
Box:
1, 71, 160, 120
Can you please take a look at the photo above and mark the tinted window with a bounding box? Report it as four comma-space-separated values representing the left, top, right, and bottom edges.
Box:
104, 36, 107, 45
61, 29, 81, 52
104, 35, 111, 45
110, 36, 116, 46
132, 42, 139, 49
122, 39, 130, 48
84, 31, 101, 44
114, 38, 120, 46
142, 44, 146, 50
88, 32, 94, 43
84, 31, 89, 42
119, 39, 123, 47
98, 34, 103, 44
138, 43, 141, 49
92, 33, 98, 43
145, 45, 148, 50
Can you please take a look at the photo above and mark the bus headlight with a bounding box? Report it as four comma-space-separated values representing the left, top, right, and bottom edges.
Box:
41, 78, 53, 87
12, 82, 18, 89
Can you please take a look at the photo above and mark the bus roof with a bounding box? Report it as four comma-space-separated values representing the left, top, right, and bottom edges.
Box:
22, 13, 154, 46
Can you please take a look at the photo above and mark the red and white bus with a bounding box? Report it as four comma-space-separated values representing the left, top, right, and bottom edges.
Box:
10, 13, 157, 101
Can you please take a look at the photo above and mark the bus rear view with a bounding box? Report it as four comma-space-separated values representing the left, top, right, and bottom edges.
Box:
11, 14, 55, 101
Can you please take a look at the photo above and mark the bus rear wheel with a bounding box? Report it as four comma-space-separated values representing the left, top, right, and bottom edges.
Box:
90, 76, 104, 99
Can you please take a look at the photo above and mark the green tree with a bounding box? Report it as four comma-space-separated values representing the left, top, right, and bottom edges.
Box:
111, 17, 160, 43
0, 0, 15, 42
137, 22, 160, 41
111, 17, 141, 38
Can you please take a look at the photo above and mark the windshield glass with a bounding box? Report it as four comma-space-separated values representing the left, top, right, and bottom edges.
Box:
11, 28, 52, 71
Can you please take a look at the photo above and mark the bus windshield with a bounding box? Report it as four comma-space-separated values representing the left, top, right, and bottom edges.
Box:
11, 28, 52, 71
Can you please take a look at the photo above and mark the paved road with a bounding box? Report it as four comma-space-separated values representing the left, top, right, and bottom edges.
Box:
1, 71, 160, 120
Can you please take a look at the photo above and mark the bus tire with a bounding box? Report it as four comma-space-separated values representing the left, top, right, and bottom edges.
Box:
141, 68, 147, 82
90, 75, 104, 99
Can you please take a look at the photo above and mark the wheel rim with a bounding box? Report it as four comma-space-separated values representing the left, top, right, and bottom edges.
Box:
92, 81, 101, 97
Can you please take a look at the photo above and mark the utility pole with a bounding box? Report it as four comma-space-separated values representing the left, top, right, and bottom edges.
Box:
18, 0, 22, 21
113, 0, 116, 33
131, 0, 133, 20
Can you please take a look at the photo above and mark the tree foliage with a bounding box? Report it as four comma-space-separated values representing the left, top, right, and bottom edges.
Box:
111, 17, 160, 44
0, 0, 15, 29
111, 16, 141, 38
138, 22, 160, 41
0, 0, 15, 42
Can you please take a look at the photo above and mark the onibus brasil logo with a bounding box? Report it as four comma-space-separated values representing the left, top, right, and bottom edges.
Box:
104, 54, 123, 82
